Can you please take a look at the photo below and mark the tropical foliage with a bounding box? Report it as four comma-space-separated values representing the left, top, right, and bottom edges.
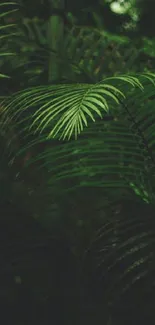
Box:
1, 1, 155, 325
0, 2, 19, 79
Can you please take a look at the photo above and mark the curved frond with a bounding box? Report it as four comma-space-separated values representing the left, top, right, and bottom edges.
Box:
82, 200, 155, 314
1, 73, 155, 204
64, 26, 144, 81
2, 73, 154, 141
0, 2, 19, 79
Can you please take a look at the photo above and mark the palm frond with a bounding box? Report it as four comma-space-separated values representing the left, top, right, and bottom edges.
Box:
82, 199, 155, 323
64, 26, 144, 81
2, 74, 149, 141
1, 73, 155, 204
0, 2, 19, 79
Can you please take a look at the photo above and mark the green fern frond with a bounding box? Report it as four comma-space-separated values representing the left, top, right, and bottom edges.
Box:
83, 200, 155, 306
0, 2, 19, 78
3, 73, 154, 140
64, 26, 143, 80
2, 73, 155, 201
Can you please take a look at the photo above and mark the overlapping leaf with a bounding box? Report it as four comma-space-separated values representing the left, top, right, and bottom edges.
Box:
0, 2, 19, 78
83, 199, 155, 308
1, 73, 155, 201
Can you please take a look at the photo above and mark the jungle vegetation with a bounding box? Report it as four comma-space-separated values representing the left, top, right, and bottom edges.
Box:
1, 1, 155, 324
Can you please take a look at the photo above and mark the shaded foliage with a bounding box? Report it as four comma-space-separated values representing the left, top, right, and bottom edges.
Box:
1, 1, 155, 325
